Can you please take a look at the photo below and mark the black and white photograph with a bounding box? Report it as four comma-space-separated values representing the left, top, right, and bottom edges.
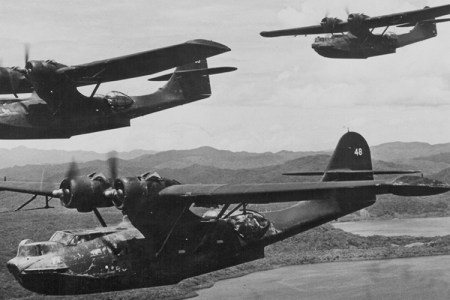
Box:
1, 0, 450, 299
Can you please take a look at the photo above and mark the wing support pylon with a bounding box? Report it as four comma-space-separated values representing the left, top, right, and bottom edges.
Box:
13, 195, 53, 212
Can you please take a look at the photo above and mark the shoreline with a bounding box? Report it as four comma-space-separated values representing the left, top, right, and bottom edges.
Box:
180, 236, 450, 299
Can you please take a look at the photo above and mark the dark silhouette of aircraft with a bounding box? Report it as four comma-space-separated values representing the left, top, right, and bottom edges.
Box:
0, 40, 235, 138
2, 132, 449, 295
260, 4, 450, 58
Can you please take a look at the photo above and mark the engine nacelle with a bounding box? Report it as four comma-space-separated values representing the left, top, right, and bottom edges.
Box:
25, 60, 66, 87
113, 173, 180, 215
320, 17, 344, 33
347, 13, 370, 37
113, 177, 148, 212
0, 67, 30, 96
57, 173, 114, 212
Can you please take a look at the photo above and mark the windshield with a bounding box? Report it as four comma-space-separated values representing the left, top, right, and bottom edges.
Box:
17, 243, 61, 257
49, 231, 74, 245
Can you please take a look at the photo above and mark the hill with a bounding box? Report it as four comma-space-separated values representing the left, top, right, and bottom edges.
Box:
0, 146, 156, 169
124, 146, 321, 170
371, 141, 450, 161
0, 154, 417, 184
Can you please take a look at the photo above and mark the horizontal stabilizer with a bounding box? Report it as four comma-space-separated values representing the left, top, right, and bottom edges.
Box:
148, 67, 237, 81
283, 170, 421, 176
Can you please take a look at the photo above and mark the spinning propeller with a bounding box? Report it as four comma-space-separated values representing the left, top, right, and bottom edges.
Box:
51, 155, 118, 213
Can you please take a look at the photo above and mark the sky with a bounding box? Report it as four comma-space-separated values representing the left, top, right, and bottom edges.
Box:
0, 0, 449, 153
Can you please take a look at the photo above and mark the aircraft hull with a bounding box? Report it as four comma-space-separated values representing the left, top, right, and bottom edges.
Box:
7, 221, 264, 295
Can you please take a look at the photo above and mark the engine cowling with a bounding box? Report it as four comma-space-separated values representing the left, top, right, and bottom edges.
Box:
54, 173, 114, 212
112, 177, 148, 212
320, 17, 344, 33
0, 67, 31, 96
347, 13, 370, 37
112, 173, 180, 216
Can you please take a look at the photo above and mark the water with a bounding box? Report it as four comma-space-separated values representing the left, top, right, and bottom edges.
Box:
195, 255, 450, 300
333, 217, 450, 237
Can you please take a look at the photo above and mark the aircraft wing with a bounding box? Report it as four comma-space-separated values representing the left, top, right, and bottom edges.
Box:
57, 39, 231, 85
260, 5, 450, 37
365, 4, 450, 28
260, 24, 349, 37
159, 177, 450, 207
0, 181, 57, 197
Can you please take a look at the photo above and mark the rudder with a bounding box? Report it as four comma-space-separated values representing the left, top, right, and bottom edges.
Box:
149, 60, 236, 102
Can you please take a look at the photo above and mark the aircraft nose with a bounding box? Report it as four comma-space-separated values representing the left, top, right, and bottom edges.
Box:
7, 260, 19, 274
6, 258, 26, 281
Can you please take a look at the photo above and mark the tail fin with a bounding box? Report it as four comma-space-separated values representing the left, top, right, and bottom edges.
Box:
284, 131, 421, 181
322, 132, 372, 182
397, 21, 437, 47
149, 59, 236, 102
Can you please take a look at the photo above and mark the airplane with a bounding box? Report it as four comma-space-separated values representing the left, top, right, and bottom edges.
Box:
260, 4, 450, 59
2, 131, 449, 295
0, 40, 236, 138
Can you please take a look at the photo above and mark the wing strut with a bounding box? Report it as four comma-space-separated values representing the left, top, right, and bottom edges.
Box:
216, 204, 230, 220
14, 195, 53, 211
14, 195, 37, 211
93, 208, 107, 227
223, 203, 245, 219
155, 204, 189, 258
89, 80, 102, 99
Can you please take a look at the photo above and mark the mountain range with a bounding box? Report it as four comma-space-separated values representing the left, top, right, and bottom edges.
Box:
0, 146, 157, 169
1, 140, 450, 218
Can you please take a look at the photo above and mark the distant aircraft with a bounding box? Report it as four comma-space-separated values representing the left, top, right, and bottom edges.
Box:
3, 131, 449, 295
0, 40, 236, 138
260, 4, 450, 59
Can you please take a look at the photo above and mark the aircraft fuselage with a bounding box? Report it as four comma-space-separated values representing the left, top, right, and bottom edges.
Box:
7, 193, 374, 295
312, 33, 397, 59
0, 85, 205, 139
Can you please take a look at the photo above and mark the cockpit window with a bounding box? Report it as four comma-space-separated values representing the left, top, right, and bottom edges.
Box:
69, 232, 114, 246
17, 243, 61, 257
50, 231, 74, 245
50, 231, 116, 246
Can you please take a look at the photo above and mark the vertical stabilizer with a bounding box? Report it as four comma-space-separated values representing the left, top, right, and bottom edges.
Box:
147, 59, 236, 103
322, 132, 373, 182
163, 59, 211, 101
397, 22, 437, 47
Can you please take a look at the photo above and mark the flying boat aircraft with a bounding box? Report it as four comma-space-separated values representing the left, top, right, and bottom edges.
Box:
0, 40, 235, 138
260, 4, 450, 58
2, 131, 449, 295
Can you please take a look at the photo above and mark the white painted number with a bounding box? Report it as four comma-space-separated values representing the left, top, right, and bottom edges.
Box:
354, 148, 363, 156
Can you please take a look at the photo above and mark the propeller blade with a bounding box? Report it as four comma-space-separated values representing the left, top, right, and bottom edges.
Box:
107, 151, 118, 180
66, 160, 80, 180
7, 69, 19, 98
24, 43, 30, 65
